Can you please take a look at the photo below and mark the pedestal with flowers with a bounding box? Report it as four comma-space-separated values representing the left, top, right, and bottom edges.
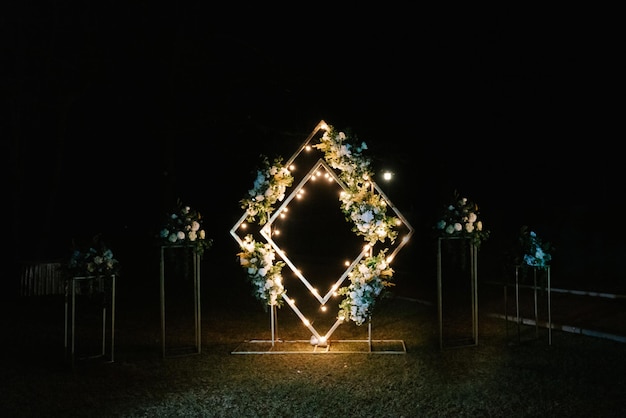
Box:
435, 192, 489, 350
231, 121, 414, 354
505, 226, 554, 345
158, 201, 212, 358
64, 235, 119, 366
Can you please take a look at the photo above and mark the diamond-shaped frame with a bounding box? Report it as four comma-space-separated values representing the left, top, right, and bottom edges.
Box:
230, 120, 414, 345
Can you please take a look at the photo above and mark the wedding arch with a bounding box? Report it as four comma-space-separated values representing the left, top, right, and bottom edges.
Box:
230, 121, 414, 353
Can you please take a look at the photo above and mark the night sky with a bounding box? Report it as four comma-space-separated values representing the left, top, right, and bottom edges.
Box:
5, 5, 623, 291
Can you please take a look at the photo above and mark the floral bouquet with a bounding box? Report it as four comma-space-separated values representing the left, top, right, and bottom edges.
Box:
312, 126, 372, 188
240, 155, 294, 226
519, 226, 553, 268
435, 191, 490, 249
158, 199, 213, 256
67, 234, 120, 278
314, 125, 398, 245
237, 234, 285, 309
337, 250, 394, 326
340, 187, 399, 245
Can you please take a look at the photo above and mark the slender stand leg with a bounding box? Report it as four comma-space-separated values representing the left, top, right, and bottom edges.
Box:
102, 306, 106, 357
160, 247, 166, 358
504, 283, 508, 340
534, 268, 539, 339
194, 252, 201, 354
437, 238, 443, 350
547, 267, 552, 345
515, 266, 520, 343
72, 279, 76, 366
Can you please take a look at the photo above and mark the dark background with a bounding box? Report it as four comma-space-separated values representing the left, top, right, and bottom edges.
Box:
4, 4, 623, 292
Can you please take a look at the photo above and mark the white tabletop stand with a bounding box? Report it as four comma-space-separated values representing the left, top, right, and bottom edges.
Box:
160, 245, 201, 358
64, 275, 116, 366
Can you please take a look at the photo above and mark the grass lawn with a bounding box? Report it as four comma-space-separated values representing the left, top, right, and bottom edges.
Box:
1, 286, 625, 417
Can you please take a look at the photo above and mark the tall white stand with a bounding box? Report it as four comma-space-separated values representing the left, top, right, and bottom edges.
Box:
437, 237, 478, 350
160, 245, 201, 357
507, 265, 552, 345
64, 274, 115, 366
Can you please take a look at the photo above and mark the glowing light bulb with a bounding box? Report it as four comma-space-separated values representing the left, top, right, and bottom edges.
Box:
320, 305, 327, 312
344, 260, 350, 266
303, 319, 310, 326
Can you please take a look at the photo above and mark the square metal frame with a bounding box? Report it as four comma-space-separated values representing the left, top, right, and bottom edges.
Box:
437, 237, 478, 350
160, 245, 201, 357
64, 274, 116, 365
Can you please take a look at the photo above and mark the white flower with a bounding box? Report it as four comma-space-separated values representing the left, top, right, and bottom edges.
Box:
360, 210, 374, 223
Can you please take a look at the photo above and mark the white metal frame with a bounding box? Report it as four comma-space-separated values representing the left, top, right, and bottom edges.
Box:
437, 237, 479, 350
160, 245, 202, 357
64, 274, 116, 365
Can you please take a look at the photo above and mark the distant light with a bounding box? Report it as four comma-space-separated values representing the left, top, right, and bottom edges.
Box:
383, 171, 393, 181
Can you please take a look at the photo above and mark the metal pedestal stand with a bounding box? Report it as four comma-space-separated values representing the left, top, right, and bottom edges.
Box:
64, 275, 116, 366
505, 265, 552, 345
160, 245, 201, 357
437, 237, 478, 350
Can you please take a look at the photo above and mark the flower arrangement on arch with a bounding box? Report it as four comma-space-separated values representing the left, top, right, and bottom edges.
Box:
312, 126, 372, 188
314, 126, 398, 245
237, 234, 286, 309
158, 199, 213, 256
435, 191, 490, 249
340, 187, 399, 245
67, 234, 120, 278
519, 226, 553, 268
337, 250, 395, 326
240, 155, 294, 226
